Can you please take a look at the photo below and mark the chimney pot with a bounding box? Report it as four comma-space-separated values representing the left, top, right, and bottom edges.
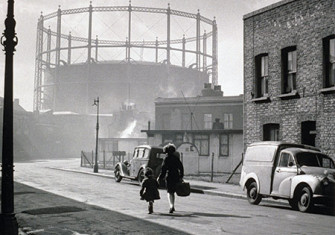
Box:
214, 85, 221, 91
204, 83, 212, 89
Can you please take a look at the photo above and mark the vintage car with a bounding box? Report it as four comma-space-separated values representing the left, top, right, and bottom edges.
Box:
240, 141, 335, 212
114, 145, 165, 184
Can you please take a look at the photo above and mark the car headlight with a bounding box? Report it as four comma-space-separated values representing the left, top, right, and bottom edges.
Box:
321, 177, 329, 186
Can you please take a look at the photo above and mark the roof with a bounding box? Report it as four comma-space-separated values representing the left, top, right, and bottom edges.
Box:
249, 141, 320, 151
0, 97, 27, 113
243, 0, 296, 20
141, 129, 243, 134
135, 145, 163, 150
283, 147, 326, 155
99, 137, 146, 141
155, 95, 243, 106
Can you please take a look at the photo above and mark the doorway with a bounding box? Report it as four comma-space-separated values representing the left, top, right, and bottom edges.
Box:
301, 121, 316, 146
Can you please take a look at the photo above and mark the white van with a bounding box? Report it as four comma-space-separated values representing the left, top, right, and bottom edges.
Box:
240, 141, 335, 212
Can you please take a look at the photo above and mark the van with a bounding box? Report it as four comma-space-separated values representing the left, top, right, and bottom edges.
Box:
240, 141, 335, 212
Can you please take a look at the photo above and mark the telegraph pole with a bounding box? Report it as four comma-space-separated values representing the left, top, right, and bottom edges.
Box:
93, 97, 99, 173
0, 0, 18, 234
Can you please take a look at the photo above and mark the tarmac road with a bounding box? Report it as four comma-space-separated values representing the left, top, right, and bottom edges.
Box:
11, 159, 335, 234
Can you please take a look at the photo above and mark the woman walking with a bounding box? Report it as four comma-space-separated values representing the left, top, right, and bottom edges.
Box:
158, 143, 184, 213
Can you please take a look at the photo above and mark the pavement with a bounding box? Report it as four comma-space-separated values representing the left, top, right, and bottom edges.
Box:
9, 163, 286, 235
49, 165, 247, 200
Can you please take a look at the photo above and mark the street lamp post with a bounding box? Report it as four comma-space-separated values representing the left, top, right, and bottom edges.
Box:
0, 0, 18, 234
93, 97, 99, 173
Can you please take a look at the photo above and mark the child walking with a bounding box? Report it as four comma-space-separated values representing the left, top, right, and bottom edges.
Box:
140, 167, 160, 214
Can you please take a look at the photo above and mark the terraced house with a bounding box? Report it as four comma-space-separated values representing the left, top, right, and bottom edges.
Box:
244, 0, 335, 158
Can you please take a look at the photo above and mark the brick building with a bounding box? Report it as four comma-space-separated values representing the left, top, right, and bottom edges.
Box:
244, 0, 335, 158
142, 84, 243, 177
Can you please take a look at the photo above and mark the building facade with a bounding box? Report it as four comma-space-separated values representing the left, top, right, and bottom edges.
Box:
142, 84, 244, 178
244, 0, 335, 158
155, 83, 243, 132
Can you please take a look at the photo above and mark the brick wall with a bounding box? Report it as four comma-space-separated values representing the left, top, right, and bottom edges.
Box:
244, 0, 335, 158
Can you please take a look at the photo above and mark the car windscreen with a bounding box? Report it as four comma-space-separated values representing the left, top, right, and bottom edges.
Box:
296, 152, 335, 168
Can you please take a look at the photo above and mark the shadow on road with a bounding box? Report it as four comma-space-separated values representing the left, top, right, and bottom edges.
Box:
262, 203, 335, 216
156, 211, 250, 218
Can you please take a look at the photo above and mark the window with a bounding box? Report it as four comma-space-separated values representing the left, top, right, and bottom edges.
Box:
323, 36, 335, 88
255, 54, 269, 97
282, 46, 297, 93
204, 114, 212, 129
220, 134, 229, 156
162, 134, 173, 145
143, 148, 150, 159
175, 134, 184, 147
278, 153, 295, 167
181, 113, 189, 130
193, 134, 209, 156
137, 148, 144, 158
162, 114, 170, 130
223, 113, 233, 129
263, 123, 280, 141
162, 134, 183, 147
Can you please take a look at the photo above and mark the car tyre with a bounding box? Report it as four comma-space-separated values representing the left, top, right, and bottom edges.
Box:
247, 182, 262, 205
288, 198, 298, 210
114, 166, 122, 182
297, 186, 313, 212
138, 168, 145, 185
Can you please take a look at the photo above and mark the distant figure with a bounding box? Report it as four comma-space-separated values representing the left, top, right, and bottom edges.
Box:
159, 143, 184, 213
140, 167, 160, 214
212, 118, 224, 130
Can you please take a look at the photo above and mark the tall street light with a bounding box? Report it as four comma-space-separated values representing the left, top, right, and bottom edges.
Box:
93, 97, 99, 173
0, 0, 18, 234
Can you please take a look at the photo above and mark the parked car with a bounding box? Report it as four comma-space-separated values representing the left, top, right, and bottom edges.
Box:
114, 145, 165, 184
240, 141, 335, 212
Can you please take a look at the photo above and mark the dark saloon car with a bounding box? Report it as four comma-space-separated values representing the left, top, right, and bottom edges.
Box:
114, 145, 165, 184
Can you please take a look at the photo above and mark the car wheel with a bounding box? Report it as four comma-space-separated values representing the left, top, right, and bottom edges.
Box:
138, 169, 145, 184
114, 166, 122, 182
288, 198, 298, 210
247, 182, 262, 205
297, 186, 313, 212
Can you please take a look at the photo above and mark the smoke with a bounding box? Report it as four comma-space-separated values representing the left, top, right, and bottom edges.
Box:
120, 120, 137, 138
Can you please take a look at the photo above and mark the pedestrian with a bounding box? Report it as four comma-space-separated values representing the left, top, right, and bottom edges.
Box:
158, 143, 184, 213
140, 167, 160, 214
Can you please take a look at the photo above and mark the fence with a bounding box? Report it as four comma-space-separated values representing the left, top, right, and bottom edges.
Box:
81, 150, 129, 169
80, 150, 243, 184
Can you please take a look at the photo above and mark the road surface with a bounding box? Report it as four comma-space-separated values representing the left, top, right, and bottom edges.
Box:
14, 159, 335, 235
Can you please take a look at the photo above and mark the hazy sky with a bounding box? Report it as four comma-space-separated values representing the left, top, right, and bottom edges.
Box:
0, 0, 280, 111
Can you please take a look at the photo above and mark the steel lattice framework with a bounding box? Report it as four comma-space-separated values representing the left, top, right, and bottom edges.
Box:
34, 2, 218, 112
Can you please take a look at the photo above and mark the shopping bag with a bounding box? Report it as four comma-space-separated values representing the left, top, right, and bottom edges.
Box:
175, 180, 191, 197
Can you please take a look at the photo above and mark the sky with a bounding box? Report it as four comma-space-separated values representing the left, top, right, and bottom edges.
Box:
0, 0, 281, 111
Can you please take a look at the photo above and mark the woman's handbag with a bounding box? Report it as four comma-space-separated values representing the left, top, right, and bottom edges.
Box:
175, 180, 191, 197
